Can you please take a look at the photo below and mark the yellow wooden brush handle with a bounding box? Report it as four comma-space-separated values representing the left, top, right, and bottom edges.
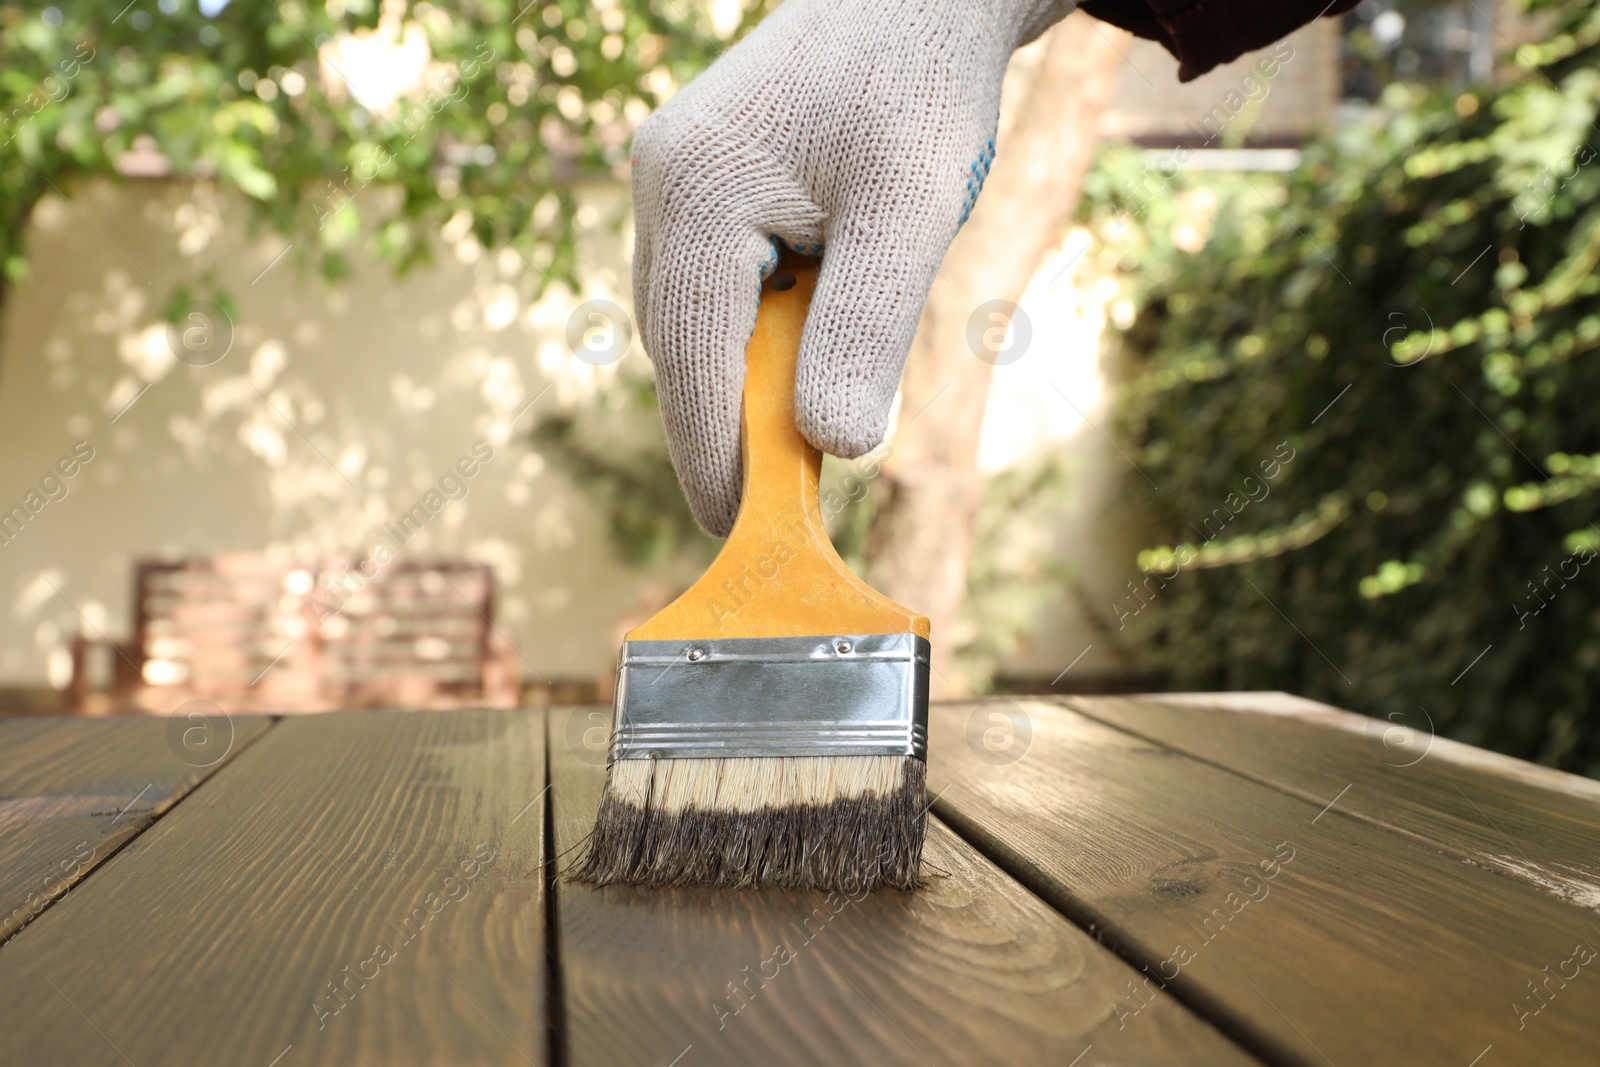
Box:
628, 251, 930, 642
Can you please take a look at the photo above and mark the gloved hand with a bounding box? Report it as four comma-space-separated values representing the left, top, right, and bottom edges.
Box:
631, 0, 1075, 535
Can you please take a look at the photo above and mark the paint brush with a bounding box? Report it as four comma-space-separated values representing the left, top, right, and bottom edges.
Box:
575, 251, 931, 892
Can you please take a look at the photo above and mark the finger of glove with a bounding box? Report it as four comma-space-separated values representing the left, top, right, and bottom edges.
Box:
637, 223, 776, 538
794, 213, 952, 458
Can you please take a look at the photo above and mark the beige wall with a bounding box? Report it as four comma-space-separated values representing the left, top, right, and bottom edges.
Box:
0, 177, 702, 692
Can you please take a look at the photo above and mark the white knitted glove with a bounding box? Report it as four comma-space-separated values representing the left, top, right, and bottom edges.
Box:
632, 0, 1076, 535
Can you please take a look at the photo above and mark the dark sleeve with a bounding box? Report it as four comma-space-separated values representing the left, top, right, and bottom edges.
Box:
1076, 0, 1362, 82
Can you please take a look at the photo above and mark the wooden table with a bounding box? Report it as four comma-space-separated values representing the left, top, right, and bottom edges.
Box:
2, 695, 1597, 1066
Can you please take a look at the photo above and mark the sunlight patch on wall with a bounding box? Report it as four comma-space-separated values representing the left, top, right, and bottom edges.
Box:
977, 227, 1112, 473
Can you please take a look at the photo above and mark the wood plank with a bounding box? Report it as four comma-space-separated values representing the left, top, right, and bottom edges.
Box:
927, 699, 1600, 1067
548, 706, 1254, 1067
0, 709, 547, 1067
0, 713, 274, 943
1068, 692, 1600, 913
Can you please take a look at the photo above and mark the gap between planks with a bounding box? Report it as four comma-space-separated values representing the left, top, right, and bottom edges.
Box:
1, 708, 550, 1067
552, 700, 1271, 1064
927, 793, 1297, 1067
927, 697, 1600, 1066
0, 714, 283, 951
546, 705, 1257, 1067
921, 700, 1305, 1065
543, 709, 568, 1067
1061, 697, 1599, 906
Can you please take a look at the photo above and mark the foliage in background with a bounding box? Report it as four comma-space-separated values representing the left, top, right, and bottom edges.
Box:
1098, 0, 1600, 774
0, 0, 748, 312
530, 376, 717, 568
828, 449, 1078, 690
537, 372, 1077, 689
949, 456, 1077, 687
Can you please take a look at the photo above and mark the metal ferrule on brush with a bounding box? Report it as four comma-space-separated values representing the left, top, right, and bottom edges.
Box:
610, 633, 930, 763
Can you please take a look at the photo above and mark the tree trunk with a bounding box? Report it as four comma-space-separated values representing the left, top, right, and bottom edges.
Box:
866, 14, 1129, 695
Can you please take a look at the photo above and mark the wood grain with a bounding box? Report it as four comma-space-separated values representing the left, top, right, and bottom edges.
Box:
0, 713, 274, 943
0, 709, 547, 1067
1066, 692, 1600, 914
928, 698, 1600, 1067
548, 706, 1252, 1067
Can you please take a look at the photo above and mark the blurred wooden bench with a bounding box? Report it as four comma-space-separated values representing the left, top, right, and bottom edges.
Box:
67, 555, 520, 714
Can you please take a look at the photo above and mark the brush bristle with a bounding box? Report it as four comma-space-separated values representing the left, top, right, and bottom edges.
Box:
572, 755, 927, 891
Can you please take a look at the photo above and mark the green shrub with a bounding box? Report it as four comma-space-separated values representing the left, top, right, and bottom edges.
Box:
1101, 1, 1600, 774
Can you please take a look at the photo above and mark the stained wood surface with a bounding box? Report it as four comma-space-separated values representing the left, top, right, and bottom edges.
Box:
0, 713, 273, 943
0, 709, 547, 1067
927, 698, 1600, 1067
1068, 692, 1600, 913
547, 706, 1251, 1067
6, 700, 1596, 1067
